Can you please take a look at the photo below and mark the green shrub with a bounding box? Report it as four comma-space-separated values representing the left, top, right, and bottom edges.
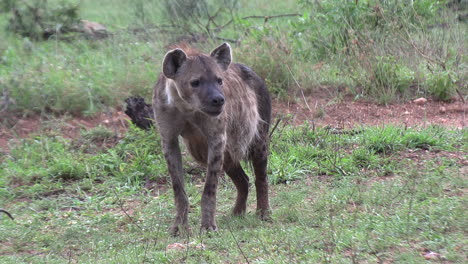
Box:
366, 56, 415, 104
91, 125, 166, 185
81, 126, 115, 143
362, 126, 404, 154
351, 147, 378, 169
426, 71, 456, 101
48, 157, 87, 180
6, 0, 80, 40
161, 0, 238, 35
0, 0, 15, 13
236, 37, 294, 96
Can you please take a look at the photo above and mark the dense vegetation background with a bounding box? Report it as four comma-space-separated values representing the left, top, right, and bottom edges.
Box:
1, 0, 466, 115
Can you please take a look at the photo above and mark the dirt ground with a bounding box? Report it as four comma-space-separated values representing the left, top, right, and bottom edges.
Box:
0, 95, 466, 153
274, 94, 467, 129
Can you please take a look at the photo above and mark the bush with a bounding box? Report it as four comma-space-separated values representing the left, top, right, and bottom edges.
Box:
426, 71, 457, 101
0, 0, 15, 13
162, 0, 239, 35
236, 36, 294, 96
6, 0, 80, 40
286, 0, 450, 102
365, 56, 415, 104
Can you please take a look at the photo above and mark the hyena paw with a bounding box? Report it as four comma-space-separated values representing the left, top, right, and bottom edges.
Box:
256, 209, 272, 222
232, 206, 247, 216
169, 224, 191, 237
200, 221, 218, 233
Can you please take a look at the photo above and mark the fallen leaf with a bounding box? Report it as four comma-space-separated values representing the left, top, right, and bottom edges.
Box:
422, 251, 441, 260
166, 243, 186, 251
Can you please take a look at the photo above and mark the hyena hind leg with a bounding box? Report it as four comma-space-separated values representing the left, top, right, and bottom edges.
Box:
224, 162, 250, 216
250, 140, 271, 220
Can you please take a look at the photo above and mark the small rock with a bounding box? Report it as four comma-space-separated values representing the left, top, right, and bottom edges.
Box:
439, 106, 446, 114
413, 97, 427, 105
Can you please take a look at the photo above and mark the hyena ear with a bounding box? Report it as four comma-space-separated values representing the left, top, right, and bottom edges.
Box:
210, 43, 232, 71
162, 48, 187, 79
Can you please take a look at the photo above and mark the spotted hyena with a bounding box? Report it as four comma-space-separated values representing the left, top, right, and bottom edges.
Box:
153, 43, 271, 235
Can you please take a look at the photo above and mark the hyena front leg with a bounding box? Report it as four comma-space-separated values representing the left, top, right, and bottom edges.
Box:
162, 137, 189, 236
200, 133, 226, 232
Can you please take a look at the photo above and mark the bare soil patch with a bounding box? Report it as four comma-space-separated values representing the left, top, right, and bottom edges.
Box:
1, 95, 466, 153
0, 111, 130, 153
273, 95, 467, 129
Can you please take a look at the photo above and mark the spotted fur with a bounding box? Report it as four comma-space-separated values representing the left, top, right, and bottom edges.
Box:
153, 43, 272, 235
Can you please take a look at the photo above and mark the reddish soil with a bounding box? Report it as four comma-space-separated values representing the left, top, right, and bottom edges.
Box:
273, 95, 467, 129
0, 95, 466, 153
0, 111, 130, 154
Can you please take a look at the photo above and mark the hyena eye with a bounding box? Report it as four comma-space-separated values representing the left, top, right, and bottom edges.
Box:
217, 78, 223, 85
190, 80, 200, 87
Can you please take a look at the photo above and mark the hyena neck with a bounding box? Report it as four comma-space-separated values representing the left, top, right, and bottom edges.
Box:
164, 79, 195, 113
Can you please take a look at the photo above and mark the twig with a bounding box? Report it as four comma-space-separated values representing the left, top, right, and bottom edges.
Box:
214, 36, 240, 44
365, 238, 383, 264
405, 172, 418, 247
112, 190, 143, 231
226, 219, 250, 264
269, 117, 283, 139
286, 65, 312, 113
455, 86, 466, 103
216, 13, 301, 31
300, 89, 312, 113
381, 8, 447, 72
0, 209, 14, 220
143, 196, 163, 262
404, 37, 446, 70
242, 13, 301, 21
184, 224, 191, 262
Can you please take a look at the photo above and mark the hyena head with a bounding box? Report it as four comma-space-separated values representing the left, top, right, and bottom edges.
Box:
162, 43, 232, 116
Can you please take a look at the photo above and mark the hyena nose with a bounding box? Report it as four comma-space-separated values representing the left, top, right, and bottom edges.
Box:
211, 95, 225, 107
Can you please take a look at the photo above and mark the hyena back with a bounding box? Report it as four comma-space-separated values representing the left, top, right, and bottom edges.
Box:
153, 43, 271, 235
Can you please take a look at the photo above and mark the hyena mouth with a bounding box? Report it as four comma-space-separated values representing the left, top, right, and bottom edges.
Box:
203, 107, 224, 116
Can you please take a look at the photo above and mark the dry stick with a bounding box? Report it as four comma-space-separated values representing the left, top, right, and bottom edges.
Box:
112, 189, 143, 231
226, 220, 250, 264
143, 199, 163, 262
365, 238, 383, 264
214, 36, 239, 44
383, 11, 466, 103
286, 64, 312, 113
0, 209, 14, 220
184, 224, 191, 262
216, 13, 301, 31
402, 32, 466, 103
242, 13, 302, 21
455, 87, 466, 104
268, 117, 283, 139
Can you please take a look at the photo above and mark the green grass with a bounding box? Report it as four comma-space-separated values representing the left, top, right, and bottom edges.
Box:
1, 1, 467, 262
1, 124, 466, 263
1, 0, 466, 116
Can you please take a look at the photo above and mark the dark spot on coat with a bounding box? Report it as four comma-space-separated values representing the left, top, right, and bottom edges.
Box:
210, 154, 221, 166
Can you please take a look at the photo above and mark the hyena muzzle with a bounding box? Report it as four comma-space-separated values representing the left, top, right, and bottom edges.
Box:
153, 43, 271, 235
